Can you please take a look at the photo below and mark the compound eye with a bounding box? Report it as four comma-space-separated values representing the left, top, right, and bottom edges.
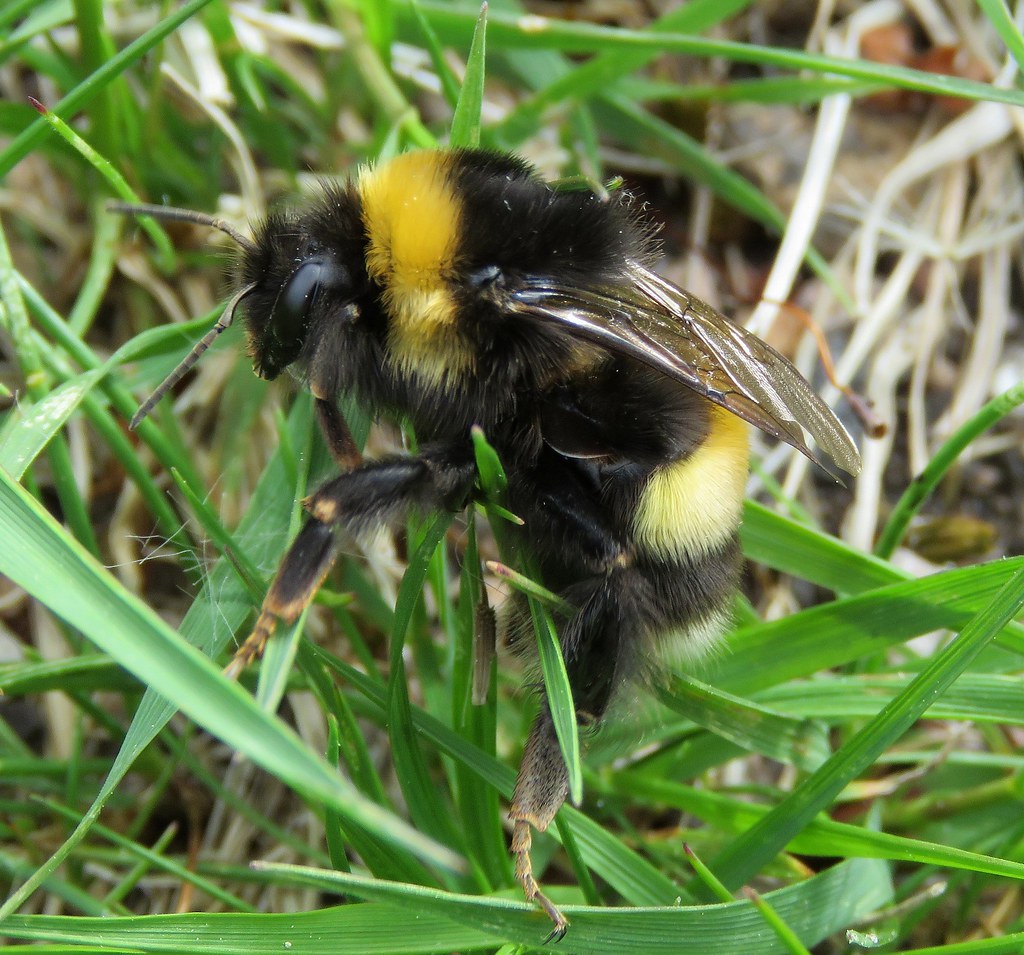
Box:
271, 258, 327, 348
257, 257, 350, 379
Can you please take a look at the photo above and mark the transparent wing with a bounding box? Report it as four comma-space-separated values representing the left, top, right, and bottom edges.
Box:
507, 262, 861, 478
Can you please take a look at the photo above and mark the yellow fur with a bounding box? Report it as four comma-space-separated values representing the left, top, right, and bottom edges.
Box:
358, 151, 473, 386
633, 405, 749, 560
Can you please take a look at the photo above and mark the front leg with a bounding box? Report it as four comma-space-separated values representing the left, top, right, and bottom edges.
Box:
315, 396, 362, 471
227, 448, 475, 676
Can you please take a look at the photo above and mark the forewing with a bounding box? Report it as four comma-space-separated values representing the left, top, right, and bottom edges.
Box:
508, 264, 860, 478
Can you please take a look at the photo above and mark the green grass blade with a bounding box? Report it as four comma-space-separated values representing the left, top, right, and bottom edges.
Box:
758, 673, 1024, 725
248, 858, 891, 954
317, 647, 682, 905
875, 380, 1024, 558
406, 0, 462, 109
0, 438, 460, 917
977, 0, 1024, 73
530, 597, 582, 805
28, 98, 174, 267
448, 1, 487, 148
0, 464, 461, 876
1, 903, 503, 952
623, 775, 1024, 882
42, 798, 254, 912
402, 5, 1024, 109
0, 854, 890, 952
496, 0, 751, 126
718, 558, 1024, 694
388, 513, 465, 854
741, 500, 903, 594
0, 368, 106, 480
656, 674, 830, 771
0, 0, 217, 178
706, 566, 1024, 892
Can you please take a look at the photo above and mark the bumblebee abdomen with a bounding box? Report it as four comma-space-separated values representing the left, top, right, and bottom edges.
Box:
632, 405, 749, 562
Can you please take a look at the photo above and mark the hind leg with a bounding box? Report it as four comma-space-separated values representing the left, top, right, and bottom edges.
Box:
506, 459, 651, 937
509, 561, 654, 939
507, 456, 742, 936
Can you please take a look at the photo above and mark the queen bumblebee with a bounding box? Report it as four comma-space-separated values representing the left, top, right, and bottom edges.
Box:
120, 148, 860, 937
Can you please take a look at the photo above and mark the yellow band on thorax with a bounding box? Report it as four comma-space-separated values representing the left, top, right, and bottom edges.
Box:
358, 151, 473, 385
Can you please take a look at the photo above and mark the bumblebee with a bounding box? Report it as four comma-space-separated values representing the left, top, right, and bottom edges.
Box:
124, 148, 860, 937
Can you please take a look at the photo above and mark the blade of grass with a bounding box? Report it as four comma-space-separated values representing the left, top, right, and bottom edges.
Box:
315, 645, 682, 906
0, 368, 107, 480
655, 674, 830, 772
315, 680, 437, 887
41, 799, 254, 912
251, 858, 891, 954
741, 500, 902, 594
617, 75, 878, 105
718, 557, 1024, 695
0, 0, 46, 33
28, 97, 174, 268
977, 0, 1024, 74
530, 597, 582, 806
68, 197, 122, 335
452, 514, 508, 887
388, 512, 467, 857
0, 399, 437, 921
684, 845, 733, 903
0, 210, 99, 557
875, 380, 1024, 558
757, 673, 1024, 725
1, 901, 504, 952
901, 937, 1024, 955
494, 0, 752, 128
621, 774, 1024, 883
705, 565, 1024, 893
402, 4, 1024, 110
0, 466, 463, 890
472, 425, 582, 806
448, 2, 487, 148
0, 0, 217, 178
325, 3, 435, 149
485, 561, 573, 614
71, 0, 118, 156
742, 887, 811, 955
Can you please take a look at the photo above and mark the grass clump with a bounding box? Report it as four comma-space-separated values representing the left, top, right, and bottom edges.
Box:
2, 2, 1024, 951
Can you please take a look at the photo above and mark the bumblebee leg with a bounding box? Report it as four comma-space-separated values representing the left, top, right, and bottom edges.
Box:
472, 596, 496, 706
226, 451, 475, 677
225, 518, 337, 678
508, 466, 640, 938
315, 396, 362, 471
511, 706, 572, 942
509, 567, 642, 933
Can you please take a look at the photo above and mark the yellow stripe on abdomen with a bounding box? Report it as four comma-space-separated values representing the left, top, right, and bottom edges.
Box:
632, 405, 749, 561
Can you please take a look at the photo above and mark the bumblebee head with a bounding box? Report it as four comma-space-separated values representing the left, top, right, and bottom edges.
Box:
240, 192, 369, 382
114, 182, 371, 428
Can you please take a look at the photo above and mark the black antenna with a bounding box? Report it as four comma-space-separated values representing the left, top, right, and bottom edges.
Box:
108, 201, 256, 255
109, 200, 259, 429
129, 283, 258, 430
